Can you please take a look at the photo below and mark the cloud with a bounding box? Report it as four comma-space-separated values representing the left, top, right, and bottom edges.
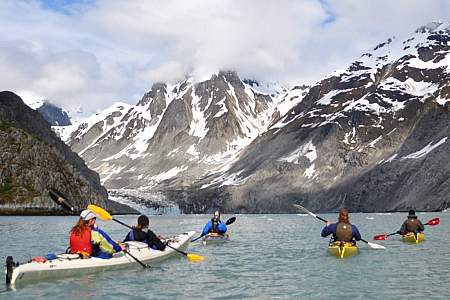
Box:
1, 0, 449, 117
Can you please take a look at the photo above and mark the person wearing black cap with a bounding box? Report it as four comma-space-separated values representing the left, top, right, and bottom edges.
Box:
123, 215, 166, 251
397, 210, 425, 235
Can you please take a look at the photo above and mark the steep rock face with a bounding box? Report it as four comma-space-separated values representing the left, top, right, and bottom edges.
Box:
0, 91, 134, 215
55, 71, 290, 190
57, 23, 450, 213
182, 23, 450, 213
37, 102, 71, 126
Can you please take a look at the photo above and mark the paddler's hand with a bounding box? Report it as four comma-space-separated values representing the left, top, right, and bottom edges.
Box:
326, 221, 331, 226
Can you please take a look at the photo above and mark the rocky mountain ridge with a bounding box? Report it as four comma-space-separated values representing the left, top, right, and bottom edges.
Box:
0, 91, 138, 215
54, 72, 300, 190
57, 22, 450, 213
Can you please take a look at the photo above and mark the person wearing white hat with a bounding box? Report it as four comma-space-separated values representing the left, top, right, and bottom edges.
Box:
69, 209, 124, 258
69, 209, 97, 257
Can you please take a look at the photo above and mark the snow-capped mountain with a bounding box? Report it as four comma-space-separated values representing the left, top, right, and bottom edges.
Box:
56, 22, 450, 213
188, 22, 450, 213
19, 94, 71, 126
54, 71, 298, 190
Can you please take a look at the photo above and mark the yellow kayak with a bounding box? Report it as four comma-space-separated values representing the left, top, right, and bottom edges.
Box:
402, 232, 425, 243
328, 241, 359, 258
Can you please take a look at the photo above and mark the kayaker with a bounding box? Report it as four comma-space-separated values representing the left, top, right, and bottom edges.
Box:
397, 209, 424, 235
69, 209, 95, 257
201, 210, 227, 236
321, 208, 361, 243
69, 209, 124, 259
123, 215, 166, 251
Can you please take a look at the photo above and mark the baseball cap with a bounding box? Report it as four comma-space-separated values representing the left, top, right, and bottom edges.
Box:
80, 209, 97, 221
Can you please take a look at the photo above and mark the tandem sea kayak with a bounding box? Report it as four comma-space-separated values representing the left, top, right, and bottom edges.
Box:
328, 241, 359, 258
6, 231, 195, 287
402, 232, 425, 244
202, 233, 230, 246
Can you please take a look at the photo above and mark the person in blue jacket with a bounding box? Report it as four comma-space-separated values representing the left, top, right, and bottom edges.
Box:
202, 211, 227, 236
321, 208, 361, 243
89, 211, 125, 258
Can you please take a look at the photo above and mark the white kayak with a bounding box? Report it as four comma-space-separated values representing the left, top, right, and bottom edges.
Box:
202, 233, 230, 246
6, 231, 195, 286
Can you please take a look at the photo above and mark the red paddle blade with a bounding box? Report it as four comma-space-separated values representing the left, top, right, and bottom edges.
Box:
426, 218, 440, 226
373, 234, 388, 241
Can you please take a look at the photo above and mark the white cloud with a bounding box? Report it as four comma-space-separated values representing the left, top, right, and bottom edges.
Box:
0, 0, 449, 118
139, 61, 187, 84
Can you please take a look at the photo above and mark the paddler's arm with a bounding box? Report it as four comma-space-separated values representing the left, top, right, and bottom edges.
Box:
321, 222, 335, 237
146, 230, 166, 251
92, 228, 124, 254
202, 221, 212, 236
123, 230, 133, 242
352, 225, 362, 241
397, 221, 407, 235
418, 220, 425, 232
217, 221, 227, 234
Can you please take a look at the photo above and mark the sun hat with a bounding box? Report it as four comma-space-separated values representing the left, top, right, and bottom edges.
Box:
80, 209, 97, 221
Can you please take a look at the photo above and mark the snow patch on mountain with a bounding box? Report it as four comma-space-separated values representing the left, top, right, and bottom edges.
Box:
17, 90, 45, 109
278, 141, 317, 164
402, 137, 448, 159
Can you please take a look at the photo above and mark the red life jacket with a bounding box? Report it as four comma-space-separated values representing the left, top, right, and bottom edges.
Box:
70, 227, 92, 257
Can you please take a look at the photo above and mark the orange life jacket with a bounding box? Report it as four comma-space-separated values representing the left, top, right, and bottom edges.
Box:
70, 227, 92, 257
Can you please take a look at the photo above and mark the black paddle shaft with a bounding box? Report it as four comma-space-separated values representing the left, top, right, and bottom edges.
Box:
166, 243, 189, 257
49, 189, 75, 213
113, 218, 133, 230
315, 215, 328, 223
124, 249, 150, 268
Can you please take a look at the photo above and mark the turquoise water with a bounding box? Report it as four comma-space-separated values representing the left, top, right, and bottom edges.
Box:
0, 212, 449, 299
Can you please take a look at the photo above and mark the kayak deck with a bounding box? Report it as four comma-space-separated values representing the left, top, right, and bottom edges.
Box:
7, 231, 195, 286
402, 232, 425, 244
328, 241, 359, 258
202, 233, 230, 245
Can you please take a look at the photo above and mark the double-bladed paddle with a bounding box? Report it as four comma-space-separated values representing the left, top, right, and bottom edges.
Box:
373, 217, 440, 241
87, 204, 204, 262
49, 189, 151, 268
49, 189, 76, 213
191, 216, 236, 242
293, 204, 386, 250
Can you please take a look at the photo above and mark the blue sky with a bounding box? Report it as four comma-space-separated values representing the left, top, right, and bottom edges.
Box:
1, 0, 449, 117
40, 0, 94, 13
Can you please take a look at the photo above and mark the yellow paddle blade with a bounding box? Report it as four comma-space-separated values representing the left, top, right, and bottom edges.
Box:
187, 253, 204, 262
87, 204, 113, 221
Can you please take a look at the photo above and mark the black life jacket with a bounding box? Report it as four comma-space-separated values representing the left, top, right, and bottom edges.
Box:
405, 218, 419, 233
335, 222, 353, 242
211, 218, 220, 233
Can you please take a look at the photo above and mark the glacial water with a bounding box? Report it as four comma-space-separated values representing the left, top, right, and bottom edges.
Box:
0, 212, 449, 299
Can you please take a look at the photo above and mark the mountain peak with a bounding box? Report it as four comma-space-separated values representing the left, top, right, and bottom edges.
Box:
415, 21, 447, 34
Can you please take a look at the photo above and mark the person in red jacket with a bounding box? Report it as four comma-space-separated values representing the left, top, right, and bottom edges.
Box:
69, 209, 97, 257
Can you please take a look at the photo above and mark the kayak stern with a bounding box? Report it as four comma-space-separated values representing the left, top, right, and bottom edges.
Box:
402, 232, 425, 244
328, 241, 359, 258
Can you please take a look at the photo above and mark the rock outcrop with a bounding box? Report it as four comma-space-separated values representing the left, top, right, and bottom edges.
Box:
0, 91, 138, 215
